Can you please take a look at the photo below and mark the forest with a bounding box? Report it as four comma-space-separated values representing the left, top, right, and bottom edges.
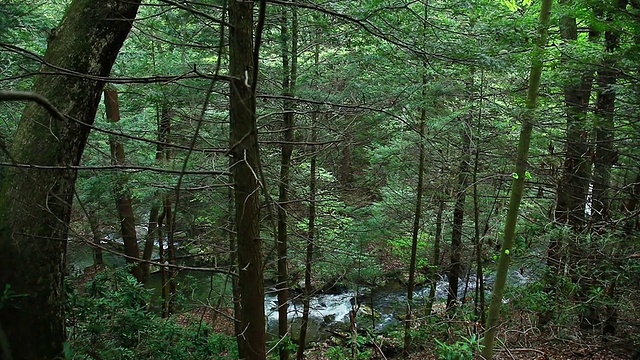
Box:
0, 0, 639, 359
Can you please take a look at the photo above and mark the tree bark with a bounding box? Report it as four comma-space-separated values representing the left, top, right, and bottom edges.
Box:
142, 204, 159, 284
472, 124, 486, 328
104, 88, 142, 282
481, 0, 553, 356
447, 119, 471, 312
554, 10, 596, 229
591, 2, 625, 225
277, 4, 297, 359
581, 0, 627, 330
229, 0, 266, 358
296, 18, 319, 358
0, 1, 140, 358
403, 29, 428, 351
426, 199, 444, 315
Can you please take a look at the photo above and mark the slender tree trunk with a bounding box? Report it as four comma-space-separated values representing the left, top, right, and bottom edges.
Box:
104, 88, 142, 282
86, 208, 104, 266
229, 0, 266, 357
481, 0, 553, 357
157, 205, 169, 318
447, 119, 471, 311
0, 2, 139, 358
142, 204, 159, 284
426, 199, 444, 314
403, 49, 427, 354
296, 21, 319, 359
472, 131, 486, 328
277, 4, 297, 358
163, 195, 176, 315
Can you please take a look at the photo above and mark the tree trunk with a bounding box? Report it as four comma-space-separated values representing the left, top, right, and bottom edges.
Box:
554, 10, 596, 229
403, 39, 427, 352
104, 88, 142, 282
229, 0, 266, 358
142, 204, 159, 284
426, 199, 444, 315
296, 20, 319, 359
163, 195, 176, 315
227, 157, 244, 358
157, 204, 169, 318
543, 8, 597, 327
481, 0, 553, 356
581, 0, 626, 330
446, 119, 471, 311
87, 208, 104, 267
277, 4, 297, 358
0, 2, 139, 358
591, 4, 625, 225
472, 129, 486, 328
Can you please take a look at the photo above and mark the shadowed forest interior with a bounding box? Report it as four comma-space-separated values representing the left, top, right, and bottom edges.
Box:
0, 0, 639, 359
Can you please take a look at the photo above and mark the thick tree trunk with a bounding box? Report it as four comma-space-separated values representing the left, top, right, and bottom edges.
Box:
554, 11, 595, 229
229, 0, 266, 358
0, 1, 139, 358
591, 18, 623, 225
228, 157, 243, 357
543, 7, 596, 327
581, 0, 626, 330
481, 0, 553, 356
104, 88, 142, 282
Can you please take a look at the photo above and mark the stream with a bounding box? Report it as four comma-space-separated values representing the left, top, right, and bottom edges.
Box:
67, 237, 535, 342
264, 269, 533, 341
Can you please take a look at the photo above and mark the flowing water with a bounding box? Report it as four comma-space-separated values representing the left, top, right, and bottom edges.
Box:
68, 237, 534, 342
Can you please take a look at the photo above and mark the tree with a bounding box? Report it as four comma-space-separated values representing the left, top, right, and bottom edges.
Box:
481, 0, 554, 356
0, 0, 140, 358
404, 3, 428, 350
104, 88, 142, 282
229, 0, 267, 358
554, 1, 595, 230
446, 120, 472, 312
276, 4, 298, 359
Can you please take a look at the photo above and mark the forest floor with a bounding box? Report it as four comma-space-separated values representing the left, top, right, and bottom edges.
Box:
174, 303, 638, 359
304, 335, 637, 360
302, 308, 639, 360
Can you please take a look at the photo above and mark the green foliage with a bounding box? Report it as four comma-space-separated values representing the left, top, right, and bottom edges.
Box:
435, 334, 481, 360
325, 336, 373, 360
66, 268, 237, 360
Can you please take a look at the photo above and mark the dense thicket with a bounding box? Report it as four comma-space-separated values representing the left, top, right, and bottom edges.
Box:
0, 0, 639, 359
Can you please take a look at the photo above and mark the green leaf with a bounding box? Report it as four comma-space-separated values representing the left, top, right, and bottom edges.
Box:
512, 173, 519, 179
505, 249, 510, 255
525, 171, 532, 179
